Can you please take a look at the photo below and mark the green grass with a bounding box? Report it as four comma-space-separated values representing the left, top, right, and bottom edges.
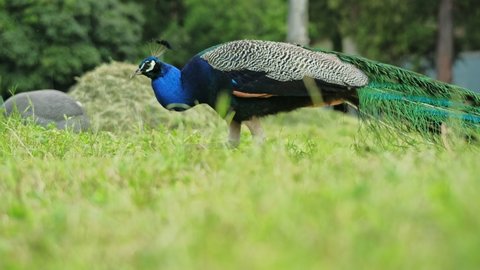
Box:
1, 108, 480, 270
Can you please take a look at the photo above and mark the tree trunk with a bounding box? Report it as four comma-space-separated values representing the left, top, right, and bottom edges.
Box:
287, 0, 309, 46
436, 0, 454, 83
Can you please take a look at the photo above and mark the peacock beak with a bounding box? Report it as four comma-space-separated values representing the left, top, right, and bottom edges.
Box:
130, 68, 142, 79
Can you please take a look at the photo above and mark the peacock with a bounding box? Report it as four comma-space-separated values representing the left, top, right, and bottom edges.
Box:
132, 40, 480, 146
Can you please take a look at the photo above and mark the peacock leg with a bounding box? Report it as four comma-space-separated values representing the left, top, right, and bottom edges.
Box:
245, 117, 265, 144
228, 120, 242, 147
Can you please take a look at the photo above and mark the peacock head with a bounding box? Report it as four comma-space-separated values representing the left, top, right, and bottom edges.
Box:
131, 40, 193, 111
131, 40, 173, 79
132, 56, 163, 79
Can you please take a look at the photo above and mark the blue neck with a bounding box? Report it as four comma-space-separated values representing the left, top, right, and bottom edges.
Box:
151, 63, 195, 110
150, 57, 232, 110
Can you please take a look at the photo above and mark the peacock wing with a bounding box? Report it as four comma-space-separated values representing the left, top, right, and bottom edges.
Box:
199, 40, 369, 98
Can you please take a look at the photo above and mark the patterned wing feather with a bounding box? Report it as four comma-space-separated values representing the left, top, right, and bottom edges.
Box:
200, 40, 369, 97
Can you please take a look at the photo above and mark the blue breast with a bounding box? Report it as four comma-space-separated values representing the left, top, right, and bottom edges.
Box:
151, 64, 194, 109
150, 56, 232, 110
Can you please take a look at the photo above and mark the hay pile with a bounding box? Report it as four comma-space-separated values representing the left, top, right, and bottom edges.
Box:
69, 61, 221, 132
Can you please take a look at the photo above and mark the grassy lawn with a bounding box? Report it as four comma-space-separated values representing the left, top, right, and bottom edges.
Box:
1, 105, 480, 269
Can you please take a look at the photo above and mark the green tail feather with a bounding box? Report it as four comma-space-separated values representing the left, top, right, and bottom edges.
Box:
314, 47, 480, 146
356, 82, 480, 146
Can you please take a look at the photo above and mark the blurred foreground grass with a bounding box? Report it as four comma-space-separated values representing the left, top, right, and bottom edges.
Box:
1, 107, 480, 270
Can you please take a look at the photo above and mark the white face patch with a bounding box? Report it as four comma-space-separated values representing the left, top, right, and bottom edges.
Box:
145, 60, 156, 73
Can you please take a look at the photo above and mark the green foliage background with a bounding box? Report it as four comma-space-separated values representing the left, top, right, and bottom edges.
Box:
0, 0, 144, 96
2, 0, 480, 97
310, 0, 480, 69
118, 0, 288, 66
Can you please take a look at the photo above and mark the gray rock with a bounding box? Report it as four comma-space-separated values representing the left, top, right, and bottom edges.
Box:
2, 90, 90, 132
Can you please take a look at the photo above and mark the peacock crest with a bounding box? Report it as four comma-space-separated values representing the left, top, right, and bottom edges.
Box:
147, 39, 172, 59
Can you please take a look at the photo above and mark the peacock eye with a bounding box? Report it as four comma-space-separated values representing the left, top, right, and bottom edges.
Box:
145, 60, 156, 72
